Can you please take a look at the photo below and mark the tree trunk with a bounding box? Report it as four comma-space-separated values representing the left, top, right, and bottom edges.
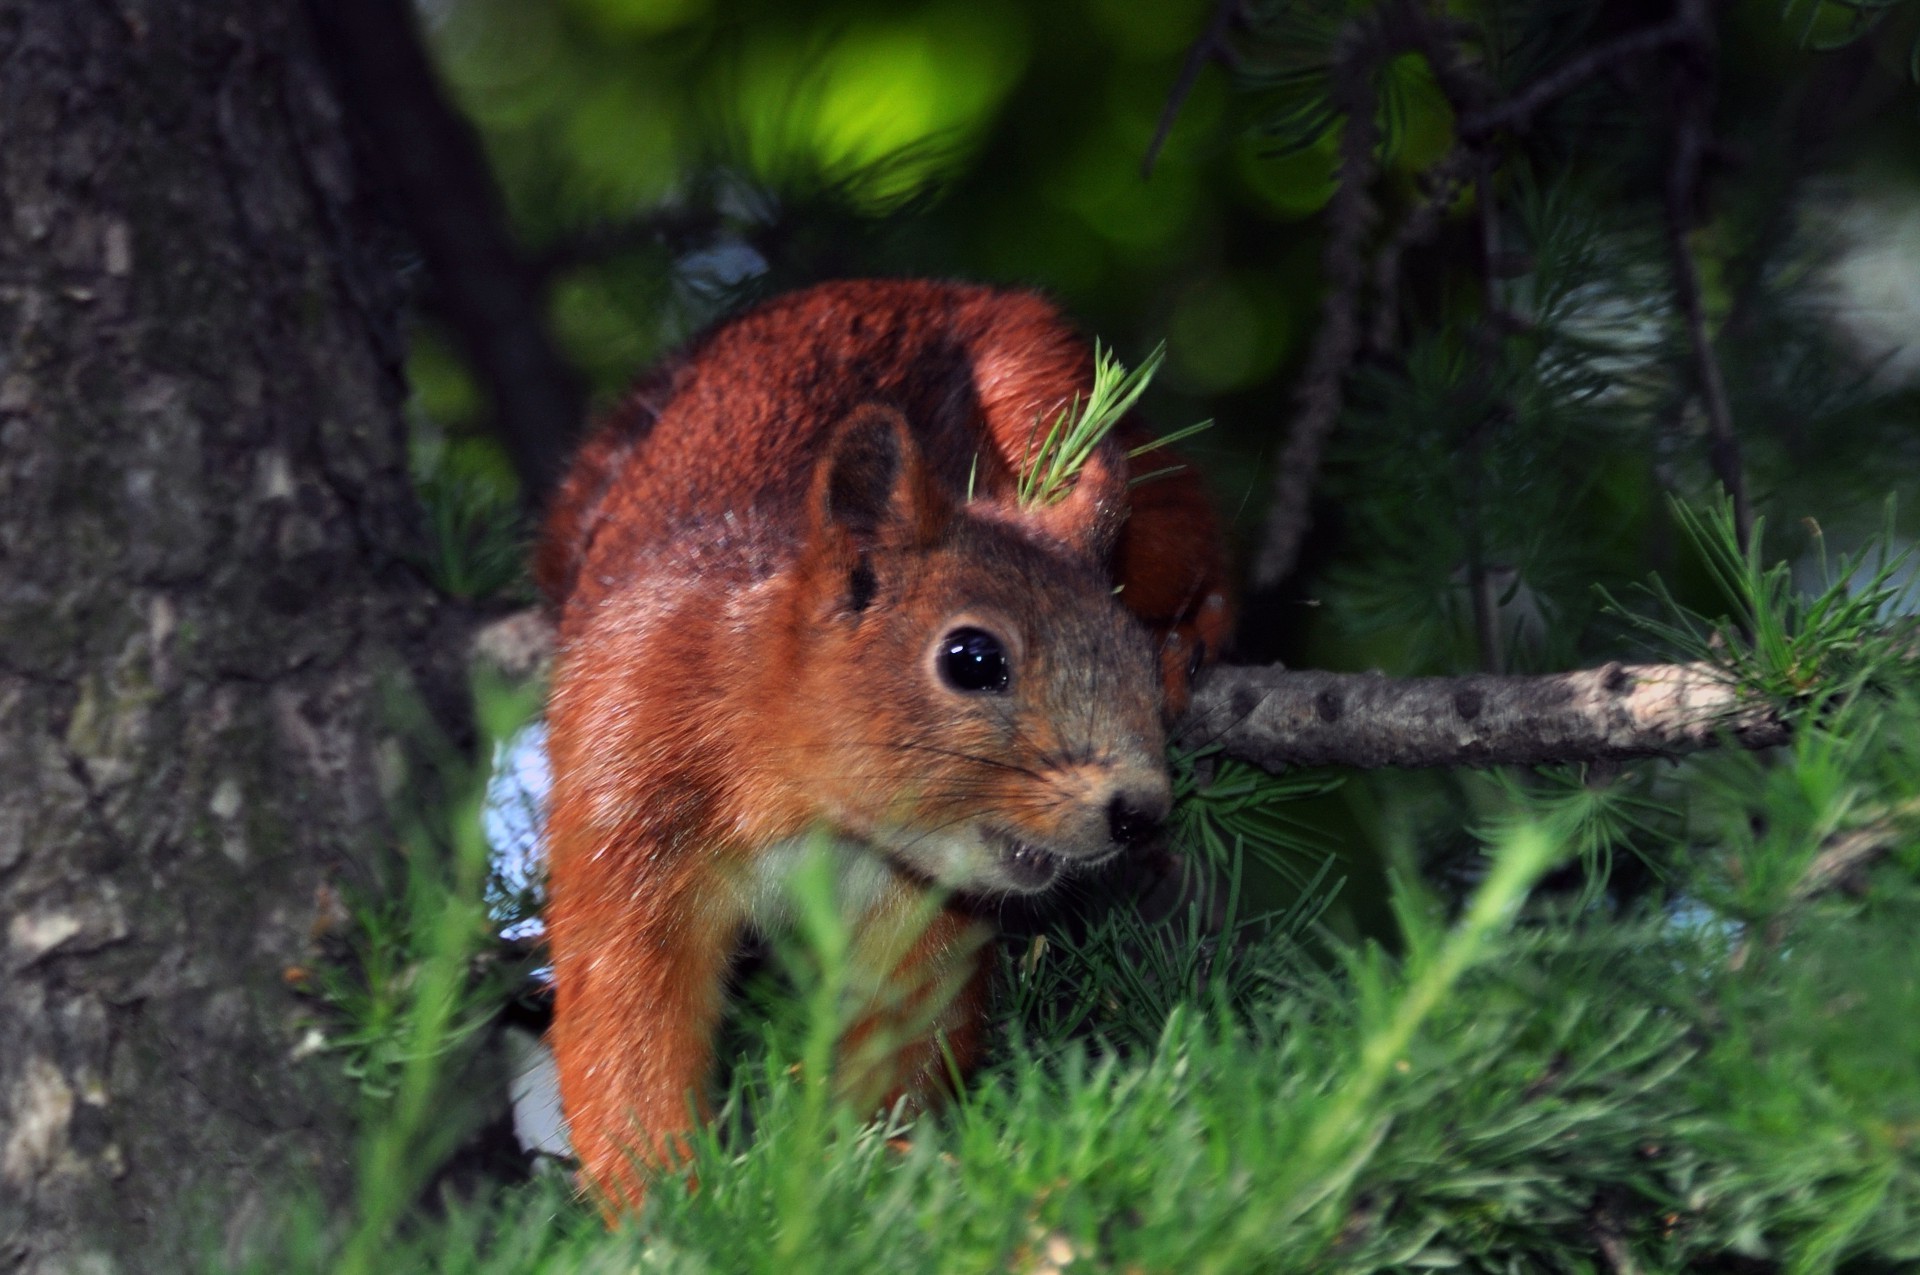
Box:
0, 2, 458, 1268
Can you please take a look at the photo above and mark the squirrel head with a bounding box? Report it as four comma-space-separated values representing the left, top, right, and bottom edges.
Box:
773, 403, 1172, 897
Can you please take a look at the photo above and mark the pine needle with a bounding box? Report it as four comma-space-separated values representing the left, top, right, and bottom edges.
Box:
1016, 341, 1211, 506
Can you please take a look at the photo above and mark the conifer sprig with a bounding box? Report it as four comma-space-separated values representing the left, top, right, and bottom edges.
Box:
1015, 341, 1211, 506
1603, 495, 1917, 704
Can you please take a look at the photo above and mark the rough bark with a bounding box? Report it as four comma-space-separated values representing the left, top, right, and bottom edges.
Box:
0, 2, 458, 1269
1187, 661, 1788, 770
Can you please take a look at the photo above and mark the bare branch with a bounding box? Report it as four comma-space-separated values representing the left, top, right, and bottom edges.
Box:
1663, 0, 1752, 548
1250, 21, 1386, 589
1186, 660, 1788, 771
1366, 143, 1482, 353
309, 0, 584, 503
1791, 797, 1920, 902
1144, 0, 1243, 178
1457, 15, 1693, 138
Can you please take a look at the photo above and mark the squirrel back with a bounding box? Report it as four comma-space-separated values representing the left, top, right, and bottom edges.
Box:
537, 279, 1228, 694
536, 278, 1230, 1214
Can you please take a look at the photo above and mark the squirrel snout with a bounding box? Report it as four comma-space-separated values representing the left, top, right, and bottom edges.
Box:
1106, 787, 1171, 852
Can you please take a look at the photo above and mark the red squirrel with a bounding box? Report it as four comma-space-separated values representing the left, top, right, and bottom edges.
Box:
535, 278, 1230, 1213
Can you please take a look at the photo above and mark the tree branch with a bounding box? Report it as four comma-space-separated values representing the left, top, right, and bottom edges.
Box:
1662, 0, 1752, 549
308, 0, 584, 504
1144, 0, 1244, 178
1366, 142, 1483, 353
1250, 18, 1388, 590
1456, 15, 1693, 138
1253, 1, 1733, 593
1185, 660, 1787, 770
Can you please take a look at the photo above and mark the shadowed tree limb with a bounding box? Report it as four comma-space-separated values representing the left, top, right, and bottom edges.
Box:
1455, 13, 1694, 139
309, 0, 584, 504
1247, 2, 1710, 592
1663, 0, 1752, 550
1366, 143, 1484, 354
1144, 0, 1245, 178
1249, 15, 1389, 590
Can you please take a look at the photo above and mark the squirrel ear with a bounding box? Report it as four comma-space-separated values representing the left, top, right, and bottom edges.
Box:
1019, 445, 1127, 564
811, 404, 944, 552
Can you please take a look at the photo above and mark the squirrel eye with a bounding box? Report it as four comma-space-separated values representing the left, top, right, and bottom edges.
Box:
937, 626, 1010, 694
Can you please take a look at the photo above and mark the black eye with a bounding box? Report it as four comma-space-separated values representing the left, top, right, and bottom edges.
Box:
937, 626, 1010, 694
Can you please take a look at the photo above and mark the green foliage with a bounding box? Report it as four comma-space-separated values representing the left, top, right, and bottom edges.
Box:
1171, 748, 1343, 884
408, 425, 532, 603
1606, 496, 1917, 705
1015, 339, 1161, 506
1013, 340, 1212, 507
274, 675, 543, 1275
242, 630, 1920, 1267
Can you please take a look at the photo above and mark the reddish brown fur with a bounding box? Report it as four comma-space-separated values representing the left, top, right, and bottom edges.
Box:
539, 279, 1230, 1215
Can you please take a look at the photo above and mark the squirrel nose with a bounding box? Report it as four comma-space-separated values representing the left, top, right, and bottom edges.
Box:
1107, 790, 1169, 851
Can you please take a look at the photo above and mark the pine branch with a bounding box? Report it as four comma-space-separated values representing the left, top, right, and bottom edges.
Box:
1250, 16, 1389, 590
1791, 797, 1920, 902
1456, 12, 1695, 138
1663, 0, 1753, 549
1143, 0, 1245, 178
1249, 0, 1749, 593
1185, 659, 1789, 770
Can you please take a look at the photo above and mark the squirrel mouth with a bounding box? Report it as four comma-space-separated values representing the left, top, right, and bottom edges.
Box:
986, 829, 1066, 891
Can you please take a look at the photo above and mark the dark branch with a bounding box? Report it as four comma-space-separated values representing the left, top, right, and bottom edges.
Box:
1185, 661, 1788, 770
1258, 2, 1734, 592
528, 206, 730, 281
1366, 143, 1482, 353
1457, 15, 1693, 138
1662, 0, 1751, 548
1143, 0, 1243, 178
1250, 19, 1387, 589
309, 0, 584, 504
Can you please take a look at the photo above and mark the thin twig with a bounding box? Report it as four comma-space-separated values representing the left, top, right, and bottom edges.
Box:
1663, 0, 1751, 550
1144, 0, 1243, 178
1366, 143, 1482, 353
1458, 15, 1693, 138
1250, 20, 1386, 589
